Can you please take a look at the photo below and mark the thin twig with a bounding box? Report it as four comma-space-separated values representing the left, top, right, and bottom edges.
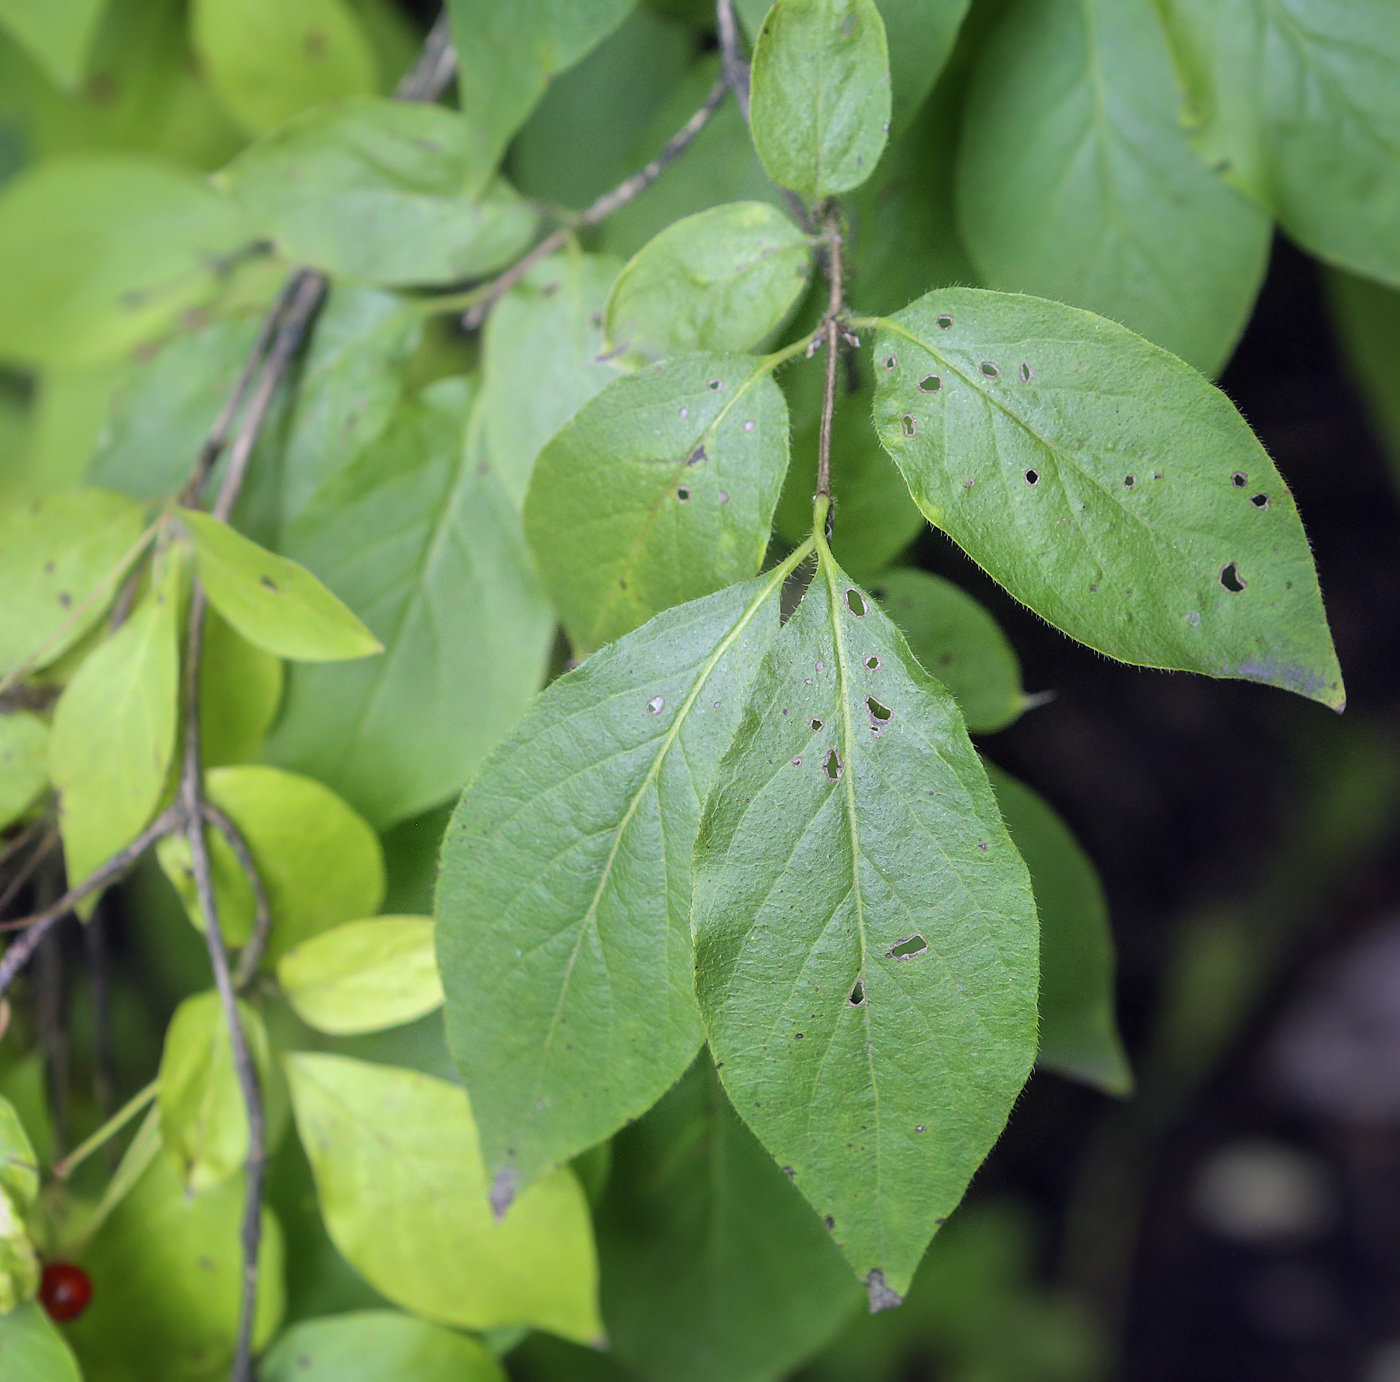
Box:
394, 10, 457, 102
204, 803, 271, 992
52, 1077, 159, 1182
716, 0, 752, 121
179, 585, 265, 1382
815, 208, 846, 501
0, 816, 49, 874
85, 900, 117, 1148
463, 77, 729, 330
0, 809, 180, 993
0, 824, 59, 917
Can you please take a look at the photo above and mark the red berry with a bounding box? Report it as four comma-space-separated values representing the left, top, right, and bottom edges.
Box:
39, 1262, 92, 1323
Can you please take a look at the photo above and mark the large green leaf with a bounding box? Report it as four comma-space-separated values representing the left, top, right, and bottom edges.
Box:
604, 203, 813, 365
437, 560, 805, 1203
156, 764, 384, 956
220, 98, 540, 285
480, 251, 622, 511
1156, 0, 1400, 287
277, 917, 442, 1036
261, 1311, 506, 1382
525, 353, 790, 653
598, 1056, 862, 1382
50, 558, 182, 889
870, 0, 969, 134
191, 0, 376, 136
0, 713, 49, 833
985, 767, 1130, 1096
749, 0, 891, 203
158, 990, 274, 1193
285, 1052, 602, 1342
0, 1303, 82, 1382
445, 0, 635, 177
956, 0, 1269, 376
65, 1155, 284, 1382
0, 0, 104, 88
870, 569, 1024, 735
694, 539, 1039, 1299
182, 509, 382, 663
0, 489, 149, 678
0, 156, 253, 369
871, 288, 1344, 707
266, 378, 554, 828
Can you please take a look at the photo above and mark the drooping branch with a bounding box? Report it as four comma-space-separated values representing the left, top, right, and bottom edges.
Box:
462, 76, 730, 331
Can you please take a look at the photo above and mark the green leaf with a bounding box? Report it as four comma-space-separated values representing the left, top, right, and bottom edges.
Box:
871, 288, 1344, 708
277, 917, 443, 1036
0, 488, 150, 678
157, 990, 274, 1193
870, 569, 1024, 735
261, 1310, 506, 1382
199, 609, 284, 769
0, 0, 104, 88
481, 250, 622, 511
65, 1154, 284, 1380
525, 353, 790, 653
182, 508, 383, 663
437, 561, 803, 1202
266, 378, 554, 829
191, 0, 377, 137
775, 395, 924, 582
694, 540, 1039, 1300
985, 766, 1130, 1096
1156, 0, 1400, 287
0, 714, 49, 833
871, 0, 969, 135
220, 97, 540, 285
0, 1097, 38, 1210
50, 557, 182, 889
0, 1098, 40, 1318
285, 1052, 602, 1342
0, 1303, 82, 1382
1326, 269, 1400, 493
445, 0, 635, 177
956, 0, 1269, 376
604, 203, 813, 365
156, 764, 384, 957
598, 1056, 862, 1382
0, 156, 253, 369
749, 0, 891, 203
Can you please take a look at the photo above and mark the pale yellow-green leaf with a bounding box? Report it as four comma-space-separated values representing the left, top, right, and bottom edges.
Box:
0, 488, 150, 678
199, 609, 284, 769
0, 1185, 38, 1314
50, 558, 182, 890
0, 1302, 81, 1381
0, 713, 49, 832
277, 916, 442, 1036
182, 509, 382, 663
157, 991, 273, 1194
286, 1053, 602, 1342
157, 765, 384, 957
0, 0, 105, 88
0, 1097, 38, 1210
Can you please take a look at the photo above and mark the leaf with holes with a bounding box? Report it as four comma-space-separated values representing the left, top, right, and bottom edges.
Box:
260, 1311, 506, 1382
986, 765, 1131, 1095
871, 289, 1344, 707
221, 97, 540, 285
0, 488, 150, 678
694, 539, 1039, 1300
1156, 0, 1400, 288
446, 0, 635, 178
49, 556, 182, 890
436, 559, 805, 1204
157, 990, 274, 1193
749, 0, 891, 204
604, 203, 813, 366
872, 568, 1025, 735
525, 354, 790, 654
481, 251, 622, 511
597, 1055, 862, 1382
285, 1053, 602, 1341
278, 917, 442, 1036
182, 509, 382, 664
266, 378, 554, 829
956, 0, 1269, 375
157, 764, 384, 957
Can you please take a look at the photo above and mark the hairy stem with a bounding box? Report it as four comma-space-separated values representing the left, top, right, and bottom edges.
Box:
816, 209, 846, 502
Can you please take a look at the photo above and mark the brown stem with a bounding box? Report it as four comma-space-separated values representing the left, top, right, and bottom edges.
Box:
815, 210, 846, 501
203, 803, 271, 992
716, 0, 752, 121
463, 76, 729, 331
0, 824, 59, 917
